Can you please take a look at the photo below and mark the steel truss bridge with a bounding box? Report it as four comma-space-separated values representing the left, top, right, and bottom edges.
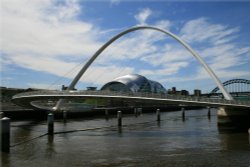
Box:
211, 79, 250, 94
12, 90, 250, 111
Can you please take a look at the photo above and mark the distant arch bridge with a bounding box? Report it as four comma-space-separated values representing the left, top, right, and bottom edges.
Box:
211, 79, 250, 94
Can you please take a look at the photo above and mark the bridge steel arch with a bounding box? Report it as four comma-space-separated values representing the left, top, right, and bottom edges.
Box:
66, 26, 233, 100
211, 79, 250, 93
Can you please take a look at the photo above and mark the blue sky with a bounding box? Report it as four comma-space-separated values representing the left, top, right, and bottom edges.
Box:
1, 0, 250, 93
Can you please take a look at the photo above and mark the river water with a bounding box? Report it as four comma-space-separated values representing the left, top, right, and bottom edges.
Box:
1, 108, 250, 167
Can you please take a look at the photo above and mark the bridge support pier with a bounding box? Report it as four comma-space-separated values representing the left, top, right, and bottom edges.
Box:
217, 107, 250, 131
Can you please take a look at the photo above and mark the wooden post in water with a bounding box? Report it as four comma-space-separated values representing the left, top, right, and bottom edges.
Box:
117, 111, 122, 127
207, 107, 211, 119
156, 109, 161, 122
1, 117, 10, 153
138, 108, 142, 115
182, 107, 185, 120
134, 108, 138, 117
105, 109, 109, 119
63, 110, 67, 123
48, 113, 54, 135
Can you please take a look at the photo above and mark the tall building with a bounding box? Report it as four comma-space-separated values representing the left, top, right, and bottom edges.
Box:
194, 89, 202, 96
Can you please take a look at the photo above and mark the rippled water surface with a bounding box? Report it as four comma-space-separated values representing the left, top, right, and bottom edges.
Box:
1, 108, 250, 167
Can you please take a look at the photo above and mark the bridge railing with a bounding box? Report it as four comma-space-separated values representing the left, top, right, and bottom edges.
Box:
12, 90, 250, 107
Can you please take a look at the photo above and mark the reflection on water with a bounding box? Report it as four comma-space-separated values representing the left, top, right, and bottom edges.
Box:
1, 108, 250, 167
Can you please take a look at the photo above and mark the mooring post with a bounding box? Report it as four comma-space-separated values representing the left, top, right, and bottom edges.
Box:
182, 107, 185, 120
117, 111, 122, 127
156, 109, 161, 122
207, 107, 211, 118
105, 109, 109, 119
138, 108, 142, 115
48, 113, 54, 135
1, 117, 10, 153
134, 108, 138, 117
63, 110, 67, 123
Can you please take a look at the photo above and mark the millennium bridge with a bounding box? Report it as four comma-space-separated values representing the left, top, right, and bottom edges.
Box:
11, 26, 250, 126
12, 90, 250, 110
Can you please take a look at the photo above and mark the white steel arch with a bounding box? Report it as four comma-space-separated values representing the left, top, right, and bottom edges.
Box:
66, 26, 233, 100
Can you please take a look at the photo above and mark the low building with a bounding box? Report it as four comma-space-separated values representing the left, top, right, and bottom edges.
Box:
167, 87, 189, 96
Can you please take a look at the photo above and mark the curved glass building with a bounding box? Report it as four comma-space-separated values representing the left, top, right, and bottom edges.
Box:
101, 74, 166, 94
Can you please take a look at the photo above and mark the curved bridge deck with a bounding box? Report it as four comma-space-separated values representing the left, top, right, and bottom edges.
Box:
12, 90, 250, 110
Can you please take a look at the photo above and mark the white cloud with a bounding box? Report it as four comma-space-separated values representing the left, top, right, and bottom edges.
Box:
140, 44, 191, 67
134, 8, 152, 25
140, 62, 189, 76
1, 0, 101, 63
195, 67, 250, 82
1, 0, 105, 88
1, 0, 137, 89
180, 17, 239, 45
1, 1, 180, 89
154, 20, 172, 30
10, 54, 78, 77
98, 9, 172, 64
177, 18, 250, 81
82, 65, 134, 86
110, 0, 120, 6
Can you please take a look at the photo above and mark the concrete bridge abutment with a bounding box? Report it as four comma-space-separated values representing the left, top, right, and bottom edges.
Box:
217, 107, 250, 130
